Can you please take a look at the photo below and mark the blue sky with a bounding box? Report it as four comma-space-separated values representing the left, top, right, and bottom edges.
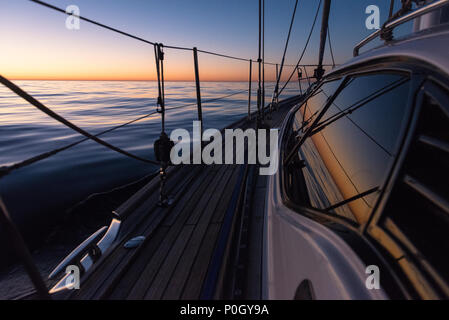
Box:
0, 0, 412, 80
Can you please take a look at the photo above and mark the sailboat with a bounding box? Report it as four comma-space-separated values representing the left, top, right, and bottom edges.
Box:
1, 0, 449, 300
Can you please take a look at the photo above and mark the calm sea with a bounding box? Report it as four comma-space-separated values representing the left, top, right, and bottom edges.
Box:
0, 80, 302, 238
0, 80, 305, 298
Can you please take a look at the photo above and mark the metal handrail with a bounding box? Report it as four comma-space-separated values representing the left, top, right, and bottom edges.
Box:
353, 0, 449, 57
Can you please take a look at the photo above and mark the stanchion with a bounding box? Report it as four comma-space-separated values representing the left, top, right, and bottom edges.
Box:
153, 43, 174, 207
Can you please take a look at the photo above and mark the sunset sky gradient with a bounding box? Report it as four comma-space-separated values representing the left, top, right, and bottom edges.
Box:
0, 0, 409, 81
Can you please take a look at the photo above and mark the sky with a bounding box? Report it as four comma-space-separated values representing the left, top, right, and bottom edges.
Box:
0, 0, 411, 81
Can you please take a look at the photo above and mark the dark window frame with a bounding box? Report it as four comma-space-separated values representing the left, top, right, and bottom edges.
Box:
279, 58, 449, 299
284, 68, 413, 229
366, 78, 449, 298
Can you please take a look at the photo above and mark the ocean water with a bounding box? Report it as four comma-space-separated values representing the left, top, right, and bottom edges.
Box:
0, 80, 305, 298
0, 80, 302, 241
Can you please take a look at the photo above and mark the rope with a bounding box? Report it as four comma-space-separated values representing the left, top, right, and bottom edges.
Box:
153, 43, 171, 205
257, 0, 262, 119
303, 65, 311, 88
165, 89, 248, 112
154, 43, 166, 132
29, 0, 155, 45
0, 198, 51, 299
8, 0, 331, 173
296, 67, 302, 95
197, 49, 249, 63
0, 111, 160, 178
28, 1, 332, 70
0, 75, 159, 166
262, 0, 266, 118
278, 0, 322, 97
273, 0, 299, 103
265, 62, 335, 67
0, 89, 248, 178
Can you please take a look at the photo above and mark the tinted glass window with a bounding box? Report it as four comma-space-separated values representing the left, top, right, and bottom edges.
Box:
293, 79, 343, 133
322, 74, 408, 154
294, 73, 410, 224
378, 83, 449, 288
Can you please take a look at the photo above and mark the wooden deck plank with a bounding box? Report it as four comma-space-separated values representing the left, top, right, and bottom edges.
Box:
144, 225, 195, 299
114, 168, 214, 298
143, 166, 231, 299
186, 165, 231, 225
244, 174, 266, 299
63, 99, 301, 300
211, 165, 241, 223
162, 165, 221, 227
105, 167, 213, 299
125, 166, 221, 299
71, 165, 201, 299
162, 167, 236, 299
180, 223, 222, 300
107, 225, 170, 300
121, 170, 214, 299
179, 166, 244, 299
69, 185, 173, 298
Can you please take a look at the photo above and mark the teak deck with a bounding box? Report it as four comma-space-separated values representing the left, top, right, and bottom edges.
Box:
55, 96, 301, 300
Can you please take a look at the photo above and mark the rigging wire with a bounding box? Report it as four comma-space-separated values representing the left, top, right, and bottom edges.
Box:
257, 0, 262, 120
0, 112, 159, 178
0, 0, 346, 291
165, 89, 248, 111
0, 89, 248, 178
28, 0, 334, 69
315, 0, 332, 80
273, 0, 299, 104
296, 67, 302, 95
0, 75, 159, 166
0, 198, 51, 299
298, 89, 377, 213
29, 0, 155, 45
327, 25, 336, 67
154, 43, 166, 132
312, 78, 409, 156
153, 42, 173, 206
265, 62, 334, 67
318, 132, 374, 210
6, 0, 337, 175
284, 76, 350, 166
389, 0, 396, 19
303, 65, 311, 88
262, 0, 266, 117
197, 49, 249, 63
278, 0, 323, 97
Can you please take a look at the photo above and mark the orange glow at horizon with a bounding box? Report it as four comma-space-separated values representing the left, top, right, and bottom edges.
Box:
0, 2, 302, 83
3, 49, 291, 82
0, 16, 255, 82
1, 22, 294, 82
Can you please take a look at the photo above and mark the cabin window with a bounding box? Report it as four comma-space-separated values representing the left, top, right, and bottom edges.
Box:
292, 79, 343, 133
373, 81, 449, 290
294, 73, 410, 224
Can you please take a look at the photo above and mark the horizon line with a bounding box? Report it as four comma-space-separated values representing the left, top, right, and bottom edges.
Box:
9, 78, 281, 82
